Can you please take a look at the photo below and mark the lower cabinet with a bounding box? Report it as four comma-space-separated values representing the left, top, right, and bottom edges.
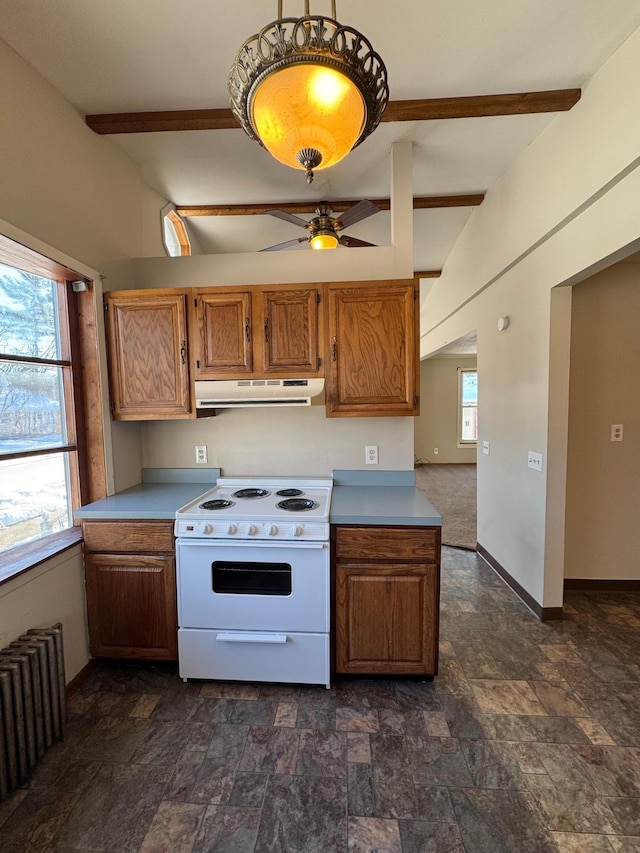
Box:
83, 520, 178, 661
333, 525, 441, 676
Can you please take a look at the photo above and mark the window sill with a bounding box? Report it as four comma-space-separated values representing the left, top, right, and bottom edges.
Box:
0, 527, 83, 587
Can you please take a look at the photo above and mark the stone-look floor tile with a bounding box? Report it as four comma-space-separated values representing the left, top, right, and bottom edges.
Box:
461, 739, 528, 790
86, 690, 142, 717
407, 737, 473, 788
602, 796, 640, 836
228, 772, 268, 808
230, 699, 277, 726
551, 831, 616, 851
239, 725, 300, 775
0, 787, 81, 849
394, 681, 441, 712
524, 774, 618, 835
274, 701, 298, 727
415, 786, 456, 823
438, 692, 487, 739
53, 763, 173, 852
131, 719, 192, 765
151, 689, 200, 722
469, 679, 549, 716
190, 697, 234, 725
139, 800, 206, 853
450, 788, 557, 853
530, 681, 589, 716
576, 717, 618, 745
130, 693, 162, 718
296, 729, 346, 777
608, 837, 640, 852
508, 742, 548, 774
439, 639, 456, 659
76, 714, 150, 762
398, 819, 465, 852
572, 744, 640, 797
189, 724, 249, 804
378, 708, 427, 737
347, 732, 372, 763
348, 762, 376, 817
221, 683, 261, 700
295, 703, 335, 730
424, 710, 452, 737
165, 749, 206, 801
0, 788, 28, 829
347, 816, 401, 853
192, 804, 261, 853
336, 708, 380, 733
258, 684, 300, 702
540, 644, 584, 663
255, 775, 347, 852
67, 692, 98, 715
533, 742, 597, 791
199, 682, 226, 698
370, 734, 417, 819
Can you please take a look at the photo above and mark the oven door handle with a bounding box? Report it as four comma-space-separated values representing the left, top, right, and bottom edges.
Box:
215, 632, 288, 644
178, 540, 327, 549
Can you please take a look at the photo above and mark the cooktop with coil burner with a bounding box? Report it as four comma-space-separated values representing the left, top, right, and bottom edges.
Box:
174, 477, 333, 541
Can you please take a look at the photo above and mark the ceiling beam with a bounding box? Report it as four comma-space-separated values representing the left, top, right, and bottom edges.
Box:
414, 271, 442, 278
176, 194, 485, 217
85, 88, 580, 134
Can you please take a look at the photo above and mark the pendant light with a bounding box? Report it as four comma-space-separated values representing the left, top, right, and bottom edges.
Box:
229, 1, 389, 184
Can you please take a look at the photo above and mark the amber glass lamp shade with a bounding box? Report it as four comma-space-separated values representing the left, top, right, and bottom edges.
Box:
251, 64, 366, 173
310, 230, 339, 250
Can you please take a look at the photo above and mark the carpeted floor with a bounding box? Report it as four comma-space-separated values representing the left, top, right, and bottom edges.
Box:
415, 463, 477, 550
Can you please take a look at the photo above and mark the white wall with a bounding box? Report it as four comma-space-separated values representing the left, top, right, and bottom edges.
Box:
0, 37, 167, 679
564, 259, 640, 580
420, 25, 640, 607
415, 356, 477, 464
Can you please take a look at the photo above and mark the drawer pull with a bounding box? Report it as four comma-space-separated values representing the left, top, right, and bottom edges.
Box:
215, 632, 287, 644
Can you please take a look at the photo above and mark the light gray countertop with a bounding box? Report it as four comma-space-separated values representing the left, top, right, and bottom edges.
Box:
330, 485, 442, 527
73, 469, 218, 520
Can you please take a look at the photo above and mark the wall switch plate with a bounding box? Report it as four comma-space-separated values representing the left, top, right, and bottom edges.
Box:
528, 451, 543, 472
482, 441, 490, 456
611, 424, 623, 442
365, 445, 379, 465
195, 445, 208, 464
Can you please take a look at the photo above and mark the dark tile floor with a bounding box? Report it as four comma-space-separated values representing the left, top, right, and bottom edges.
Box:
2, 547, 640, 852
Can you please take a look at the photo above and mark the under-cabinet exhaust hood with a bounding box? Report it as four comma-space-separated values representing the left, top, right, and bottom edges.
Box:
195, 378, 324, 409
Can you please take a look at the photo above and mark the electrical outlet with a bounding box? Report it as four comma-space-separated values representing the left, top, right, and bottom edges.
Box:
195, 445, 208, 464
433, 447, 439, 455
365, 445, 379, 465
528, 451, 543, 472
482, 441, 490, 456
611, 424, 623, 442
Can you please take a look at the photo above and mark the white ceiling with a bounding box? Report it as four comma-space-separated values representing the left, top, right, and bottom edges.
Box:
1, 1, 639, 267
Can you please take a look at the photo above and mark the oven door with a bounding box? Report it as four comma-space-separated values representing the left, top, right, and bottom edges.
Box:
176, 539, 329, 633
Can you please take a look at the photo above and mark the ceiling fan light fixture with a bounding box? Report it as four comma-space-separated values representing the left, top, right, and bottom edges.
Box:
310, 229, 339, 250
229, 3, 389, 183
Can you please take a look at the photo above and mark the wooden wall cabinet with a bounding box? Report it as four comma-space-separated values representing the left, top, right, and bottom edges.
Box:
325, 280, 419, 417
192, 285, 321, 379
334, 525, 440, 676
105, 289, 193, 420
83, 520, 178, 661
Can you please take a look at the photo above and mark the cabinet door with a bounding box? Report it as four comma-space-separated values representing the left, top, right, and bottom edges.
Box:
85, 553, 178, 660
259, 288, 320, 375
335, 562, 438, 675
326, 281, 418, 416
106, 290, 191, 419
194, 290, 252, 377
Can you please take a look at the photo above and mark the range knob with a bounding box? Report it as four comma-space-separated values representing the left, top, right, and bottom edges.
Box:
267, 524, 278, 536
290, 524, 303, 537
243, 524, 256, 536
225, 523, 237, 535
202, 523, 213, 534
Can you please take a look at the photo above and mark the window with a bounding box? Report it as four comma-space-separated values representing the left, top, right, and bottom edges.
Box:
162, 206, 191, 257
0, 246, 90, 556
458, 368, 478, 445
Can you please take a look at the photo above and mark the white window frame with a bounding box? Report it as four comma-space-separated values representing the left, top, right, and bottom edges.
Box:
457, 367, 478, 447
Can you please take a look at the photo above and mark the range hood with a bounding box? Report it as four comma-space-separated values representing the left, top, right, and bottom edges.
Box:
195, 378, 324, 409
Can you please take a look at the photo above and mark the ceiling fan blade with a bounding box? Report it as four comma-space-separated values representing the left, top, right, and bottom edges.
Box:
259, 237, 308, 252
338, 235, 378, 248
265, 209, 311, 229
333, 199, 380, 230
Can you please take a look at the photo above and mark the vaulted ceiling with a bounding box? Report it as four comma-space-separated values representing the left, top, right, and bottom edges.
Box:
1, 1, 639, 271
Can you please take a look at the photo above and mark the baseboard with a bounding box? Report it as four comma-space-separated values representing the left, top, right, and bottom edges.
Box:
66, 659, 97, 698
476, 543, 564, 622
564, 578, 640, 591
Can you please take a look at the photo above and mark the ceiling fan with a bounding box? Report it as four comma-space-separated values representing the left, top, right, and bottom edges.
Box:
259, 200, 380, 252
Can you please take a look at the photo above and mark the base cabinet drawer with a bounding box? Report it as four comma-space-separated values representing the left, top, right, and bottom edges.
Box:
178, 628, 329, 687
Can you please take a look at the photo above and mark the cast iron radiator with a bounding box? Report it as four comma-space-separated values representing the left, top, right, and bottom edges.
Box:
0, 624, 66, 802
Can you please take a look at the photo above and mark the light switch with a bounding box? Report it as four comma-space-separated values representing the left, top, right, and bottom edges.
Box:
528, 451, 543, 472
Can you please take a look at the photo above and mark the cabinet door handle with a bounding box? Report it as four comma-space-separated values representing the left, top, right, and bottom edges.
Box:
331, 336, 337, 362
264, 317, 269, 342
180, 340, 186, 364
244, 318, 251, 343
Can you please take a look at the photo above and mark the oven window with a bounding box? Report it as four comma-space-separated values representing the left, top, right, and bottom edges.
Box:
211, 561, 292, 596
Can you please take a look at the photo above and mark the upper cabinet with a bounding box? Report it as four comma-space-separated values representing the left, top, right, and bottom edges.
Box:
192, 285, 321, 379
105, 289, 193, 420
325, 280, 419, 417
